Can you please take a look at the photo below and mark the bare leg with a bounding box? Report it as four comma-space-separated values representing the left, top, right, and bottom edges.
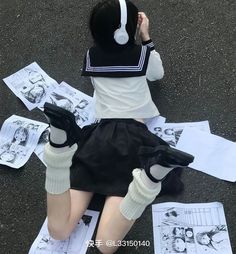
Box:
47, 189, 94, 240
96, 196, 135, 254
42, 104, 93, 239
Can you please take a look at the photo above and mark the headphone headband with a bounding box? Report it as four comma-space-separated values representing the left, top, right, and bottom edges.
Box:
119, 0, 127, 26
114, 0, 129, 45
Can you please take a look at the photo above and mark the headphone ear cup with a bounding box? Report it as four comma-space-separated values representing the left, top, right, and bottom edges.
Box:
114, 27, 129, 45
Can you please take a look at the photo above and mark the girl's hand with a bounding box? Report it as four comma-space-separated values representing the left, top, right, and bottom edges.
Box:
137, 12, 151, 41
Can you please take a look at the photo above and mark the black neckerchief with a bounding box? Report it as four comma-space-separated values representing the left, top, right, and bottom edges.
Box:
81, 44, 151, 78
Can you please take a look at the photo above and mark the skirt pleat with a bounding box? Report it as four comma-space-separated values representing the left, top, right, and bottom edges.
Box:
70, 119, 167, 197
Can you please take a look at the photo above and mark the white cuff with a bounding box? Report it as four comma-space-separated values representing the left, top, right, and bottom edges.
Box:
120, 168, 161, 220
43, 143, 77, 194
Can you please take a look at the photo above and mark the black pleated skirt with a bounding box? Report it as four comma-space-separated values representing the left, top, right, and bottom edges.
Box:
70, 119, 167, 197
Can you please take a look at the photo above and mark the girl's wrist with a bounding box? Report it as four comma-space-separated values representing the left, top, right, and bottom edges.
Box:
141, 33, 151, 42
142, 39, 155, 51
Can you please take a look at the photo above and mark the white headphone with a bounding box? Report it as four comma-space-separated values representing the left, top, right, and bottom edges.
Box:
114, 0, 129, 45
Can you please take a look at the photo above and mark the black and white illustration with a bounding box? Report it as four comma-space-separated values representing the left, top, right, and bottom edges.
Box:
41, 81, 96, 128
148, 121, 211, 147
34, 128, 50, 166
29, 210, 99, 254
3, 62, 58, 110
159, 226, 196, 253
145, 115, 166, 130
0, 115, 48, 168
152, 202, 233, 254
194, 225, 231, 253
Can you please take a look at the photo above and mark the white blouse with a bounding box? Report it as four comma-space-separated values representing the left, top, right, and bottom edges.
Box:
91, 50, 164, 119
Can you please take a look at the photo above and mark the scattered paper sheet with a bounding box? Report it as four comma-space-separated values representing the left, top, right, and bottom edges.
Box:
152, 202, 233, 254
149, 121, 211, 147
176, 128, 236, 182
34, 81, 95, 165
3, 62, 59, 110
40, 81, 96, 128
0, 115, 48, 168
145, 115, 166, 131
34, 81, 96, 165
29, 210, 99, 254
34, 128, 49, 166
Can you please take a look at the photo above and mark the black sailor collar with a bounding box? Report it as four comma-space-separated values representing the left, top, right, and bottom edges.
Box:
81, 44, 151, 78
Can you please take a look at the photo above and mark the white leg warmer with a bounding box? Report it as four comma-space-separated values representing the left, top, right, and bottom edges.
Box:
120, 168, 161, 221
43, 143, 78, 194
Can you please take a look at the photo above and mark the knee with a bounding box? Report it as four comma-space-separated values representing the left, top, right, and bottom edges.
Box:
95, 236, 118, 254
47, 222, 71, 241
96, 244, 117, 254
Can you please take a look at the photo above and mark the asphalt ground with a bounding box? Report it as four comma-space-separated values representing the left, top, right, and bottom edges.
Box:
0, 0, 235, 253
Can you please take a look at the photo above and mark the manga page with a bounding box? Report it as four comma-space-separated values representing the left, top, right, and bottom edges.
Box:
0, 115, 48, 168
3, 62, 59, 110
149, 121, 211, 147
152, 202, 233, 254
145, 116, 166, 131
176, 128, 236, 182
34, 128, 49, 166
29, 210, 99, 254
40, 81, 96, 128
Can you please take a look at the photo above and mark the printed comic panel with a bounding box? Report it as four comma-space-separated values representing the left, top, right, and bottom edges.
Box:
159, 226, 197, 254
194, 225, 232, 254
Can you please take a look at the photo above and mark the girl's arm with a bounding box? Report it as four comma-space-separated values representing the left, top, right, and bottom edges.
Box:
145, 44, 164, 81
138, 12, 164, 81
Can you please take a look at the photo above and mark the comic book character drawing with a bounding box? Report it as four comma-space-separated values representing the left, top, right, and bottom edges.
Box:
73, 99, 89, 125
172, 237, 187, 253
12, 126, 29, 146
196, 225, 229, 252
49, 93, 74, 112
20, 69, 48, 104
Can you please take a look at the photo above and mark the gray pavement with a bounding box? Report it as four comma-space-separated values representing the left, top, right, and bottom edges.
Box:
0, 0, 235, 253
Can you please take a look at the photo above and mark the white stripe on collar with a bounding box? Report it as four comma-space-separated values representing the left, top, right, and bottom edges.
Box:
85, 46, 148, 72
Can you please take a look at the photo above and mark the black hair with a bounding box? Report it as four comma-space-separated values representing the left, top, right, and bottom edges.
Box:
196, 226, 226, 251
12, 127, 29, 146
89, 0, 138, 50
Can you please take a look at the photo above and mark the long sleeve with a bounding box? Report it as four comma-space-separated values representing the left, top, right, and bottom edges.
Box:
142, 39, 164, 81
